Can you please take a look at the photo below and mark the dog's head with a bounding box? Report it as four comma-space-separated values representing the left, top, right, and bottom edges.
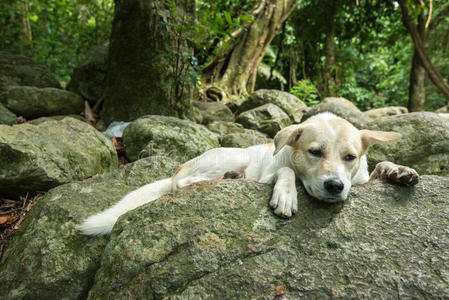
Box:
273, 113, 400, 202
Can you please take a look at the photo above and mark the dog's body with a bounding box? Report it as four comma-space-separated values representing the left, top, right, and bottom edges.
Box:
79, 113, 418, 236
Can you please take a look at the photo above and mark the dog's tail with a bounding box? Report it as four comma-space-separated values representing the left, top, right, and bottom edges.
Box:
77, 178, 173, 236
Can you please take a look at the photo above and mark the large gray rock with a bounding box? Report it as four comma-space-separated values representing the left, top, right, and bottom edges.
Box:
192, 101, 234, 124
67, 45, 108, 104
1, 156, 448, 298
364, 106, 408, 119
0, 86, 84, 119
239, 89, 306, 123
0, 117, 118, 196
221, 133, 273, 148
122, 115, 219, 162
0, 156, 181, 300
366, 112, 449, 176
236, 103, 292, 137
0, 102, 16, 125
322, 97, 360, 111
0, 51, 61, 91
303, 102, 370, 128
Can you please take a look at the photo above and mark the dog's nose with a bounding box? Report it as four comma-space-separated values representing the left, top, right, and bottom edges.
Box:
324, 179, 344, 194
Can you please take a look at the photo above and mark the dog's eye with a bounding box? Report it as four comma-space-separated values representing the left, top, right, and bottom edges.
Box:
308, 149, 323, 157
343, 154, 356, 161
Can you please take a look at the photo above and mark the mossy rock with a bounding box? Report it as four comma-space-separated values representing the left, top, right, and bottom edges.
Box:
366, 112, 449, 176
239, 89, 306, 123
0, 117, 118, 197
0, 51, 61, 91
0, 86, 84, 119
192, 101, 234, 124
0, 102, 16, 125
87, 176, 449, 299
0, 156, 181, 300
303, 102, 370, 128
236, 103, 292, 137
122, 115, 219, 162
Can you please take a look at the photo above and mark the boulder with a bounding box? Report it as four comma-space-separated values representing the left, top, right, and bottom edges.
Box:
0, 86, 84, 119
323, 97, 360, 111
206, 121, 246, 136
192, 101, 234, 124
67, 45, 108, 104
438, 113, 449, 121
27, 114, 85, 125
364, 106, 408, 119
0, 156, 181, 300
122, 115, 219, 162
236, 103, 292, 137
366, 112, 449, 176
0, 51, 61, 91
302, 102, 370, 128
1, 155, 448, 299
435, 105, 448, 113
239, 89, 306, 123
0, 103, 16, 125
221, 133, 272, 148
0, 117, 118, 197
88, 176, 449, 299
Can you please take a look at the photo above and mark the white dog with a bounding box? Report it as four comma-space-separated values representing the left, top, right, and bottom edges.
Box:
79, 113, 419, 236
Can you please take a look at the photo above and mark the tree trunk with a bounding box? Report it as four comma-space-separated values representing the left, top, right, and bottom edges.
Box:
202, 0, 297, 101
408, 11, 427, 112
101, 0, 195, 124
398, 0, 449, 101
288, 44, 298, 90
323, 0, 336, 97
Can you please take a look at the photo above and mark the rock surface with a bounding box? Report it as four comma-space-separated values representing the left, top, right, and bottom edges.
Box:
0, 117, 118, 196
236, 103, 292, 137
2, 169, 448, 299
364, 106, 408, 119
0, 156, 180, 300
122, 115, 219, 161
220, 133, 273, 148
323, 97, 360, 111
302, 102, 370, 128
67, 45, 108, 104
192, 101, 234, 124
0, 86, 84, 119
0, 51, 61, 91
239, 89, 306, 123
0, 103, 16, 125
366, 112, 449, 175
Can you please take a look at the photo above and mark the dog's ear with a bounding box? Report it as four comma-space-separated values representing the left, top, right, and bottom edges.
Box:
360, 129, 401, 150
273, 125, 304, 155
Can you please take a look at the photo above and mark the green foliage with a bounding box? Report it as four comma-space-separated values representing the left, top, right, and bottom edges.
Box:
290, 80, 320, 106
0, 0, 114, 82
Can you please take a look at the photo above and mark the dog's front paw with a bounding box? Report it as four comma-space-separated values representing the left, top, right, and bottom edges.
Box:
270, 187, 298, 218
371, 161, 419, 186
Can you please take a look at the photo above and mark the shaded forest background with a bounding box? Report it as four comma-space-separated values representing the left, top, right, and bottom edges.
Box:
1, 0, 448, 112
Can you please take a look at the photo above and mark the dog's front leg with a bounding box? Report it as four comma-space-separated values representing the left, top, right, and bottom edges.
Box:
270, 167, 298, 218
370, 161, 419, 186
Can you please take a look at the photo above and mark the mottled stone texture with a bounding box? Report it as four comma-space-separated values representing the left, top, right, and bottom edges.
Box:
101, 0, 195, 124
122, 115, 219, 162
0, 117, 117, 196
0, 103, 16, 125
1, 153, 448, 298
0, 86, 84, 119
91, 176, 449, 299
302, 102, 370, 128
239, 89, 307, 123
0, 156, 180, 300
236, 103, 292, 137
366, 112, 449, 175
0, 51, 61, 91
